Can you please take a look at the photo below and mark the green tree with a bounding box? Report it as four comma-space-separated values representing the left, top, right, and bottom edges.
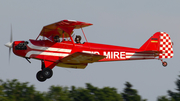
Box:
121, 82, 146, 101
46, 85, 71, 101
69, 83, 123, 101
158, 74, 180, 101
86, 83, 123, 101
1, 79, 46, 101
69, 86, 79, 101
0, 79, 149, 101
0, 80, 8, 101
69, 85, 96, 101
167, 75, 180, 101
157, 96, 175, 101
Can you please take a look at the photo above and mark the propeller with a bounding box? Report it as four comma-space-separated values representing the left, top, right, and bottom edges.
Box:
5, 25, 13, 61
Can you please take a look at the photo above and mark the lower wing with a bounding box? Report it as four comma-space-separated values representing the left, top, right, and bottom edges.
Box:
61, 52, 106, 63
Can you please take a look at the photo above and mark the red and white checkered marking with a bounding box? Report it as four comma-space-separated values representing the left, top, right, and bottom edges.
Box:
159, 32, 173, 58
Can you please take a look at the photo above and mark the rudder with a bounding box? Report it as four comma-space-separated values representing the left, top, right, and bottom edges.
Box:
159, 32, 173, 58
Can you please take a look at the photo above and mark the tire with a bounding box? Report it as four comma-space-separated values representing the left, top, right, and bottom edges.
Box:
162, 61, 167, 67
36, 71, 46, 82
42, 68, 53, 79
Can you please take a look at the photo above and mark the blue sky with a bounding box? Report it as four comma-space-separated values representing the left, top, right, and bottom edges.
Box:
1, 1, 180, 100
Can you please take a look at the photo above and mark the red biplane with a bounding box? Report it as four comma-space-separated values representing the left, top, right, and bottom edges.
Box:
5, 20, 174, 82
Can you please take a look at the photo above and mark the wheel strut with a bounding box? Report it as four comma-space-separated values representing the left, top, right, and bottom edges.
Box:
41, 60, 45, 70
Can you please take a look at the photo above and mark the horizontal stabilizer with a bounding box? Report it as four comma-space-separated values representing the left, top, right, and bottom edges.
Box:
61, 52, 106, 63
136, 51, 159, 54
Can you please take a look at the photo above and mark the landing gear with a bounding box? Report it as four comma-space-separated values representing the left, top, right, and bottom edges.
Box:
36, 60, 53, 82
159, 59, 168, 67
36, 68, 53, 82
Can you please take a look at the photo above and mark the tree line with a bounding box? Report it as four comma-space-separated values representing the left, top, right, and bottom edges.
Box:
0, 74, 180, 101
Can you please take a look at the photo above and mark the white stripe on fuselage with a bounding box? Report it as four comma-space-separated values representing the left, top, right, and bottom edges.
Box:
82, 51, 155, 60
25, 41, 71, 57
25, 51, 69, 57
28, 41, 72, 53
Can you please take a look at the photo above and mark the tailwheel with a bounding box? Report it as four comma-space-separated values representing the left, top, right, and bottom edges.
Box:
159, 59, 168, 67
42, 68, 53, 79
36, 71, 46, 82
162, 61, 167, 67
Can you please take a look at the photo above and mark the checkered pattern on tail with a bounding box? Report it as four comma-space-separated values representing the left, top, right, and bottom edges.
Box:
159, 32, 173, 58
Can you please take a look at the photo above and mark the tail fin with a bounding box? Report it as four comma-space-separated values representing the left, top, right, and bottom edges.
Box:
140, 32, 173, 59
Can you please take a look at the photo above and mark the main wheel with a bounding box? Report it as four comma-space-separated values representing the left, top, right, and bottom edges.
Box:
42, 68, 53, 79
36, 71, 46, 82
162, 61, 167, 67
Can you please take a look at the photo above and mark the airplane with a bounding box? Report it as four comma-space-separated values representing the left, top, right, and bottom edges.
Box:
5, 20, 174, 82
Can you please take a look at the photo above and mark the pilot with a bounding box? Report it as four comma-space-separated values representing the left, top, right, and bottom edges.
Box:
54, 36, 60, 42
75, 35, 81, 44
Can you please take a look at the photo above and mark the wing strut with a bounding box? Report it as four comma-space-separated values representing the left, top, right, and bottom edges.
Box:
81, 27, 91, 51
81, 28, 88, 42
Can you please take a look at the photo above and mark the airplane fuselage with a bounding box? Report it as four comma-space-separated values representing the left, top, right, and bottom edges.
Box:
13, 39, 156, 64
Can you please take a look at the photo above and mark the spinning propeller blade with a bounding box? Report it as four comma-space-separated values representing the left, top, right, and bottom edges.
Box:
5, 25, 13, 62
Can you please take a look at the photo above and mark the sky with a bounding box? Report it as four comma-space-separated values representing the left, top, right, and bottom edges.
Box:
1, 1, 180, 100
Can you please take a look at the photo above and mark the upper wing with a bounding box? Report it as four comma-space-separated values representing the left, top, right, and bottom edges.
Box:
39, 20, 93, 39
61, 52, 106, 63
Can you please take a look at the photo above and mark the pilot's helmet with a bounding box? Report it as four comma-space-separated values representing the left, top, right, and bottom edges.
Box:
75, 35, 81, 43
